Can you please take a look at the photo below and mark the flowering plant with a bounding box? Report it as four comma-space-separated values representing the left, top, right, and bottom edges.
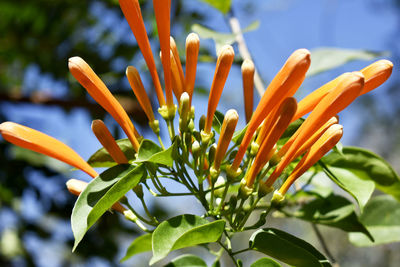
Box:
1, 0, 398, 266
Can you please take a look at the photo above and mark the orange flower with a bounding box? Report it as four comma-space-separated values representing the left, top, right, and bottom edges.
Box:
293, 59, 393, 121
126, 66, 155, 122
245, 97, 297, 188
170, 36, 185, 97
231, 49, 311, 172
277, 116, 339, 159
277, 124, 343, 196
68, 57, 140, 152
266, 72, 364, 187
0, 122, 98, 178
185, 33, 200, 104
203, 45, 235, 134
242, 59, 255, 123
212, 109, 239, 172
153, 0, 173, 107
91, 120, 129, 164
66, 179, 125, 213
170, 50, 184, 100
118, 0, 165, 106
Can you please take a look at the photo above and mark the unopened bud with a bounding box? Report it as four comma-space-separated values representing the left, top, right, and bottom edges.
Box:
133, 184, 144, 199
192, 141, 201, 158
208, 144, 217, 164
199, 115, 206, 131
214, 176, 226, 197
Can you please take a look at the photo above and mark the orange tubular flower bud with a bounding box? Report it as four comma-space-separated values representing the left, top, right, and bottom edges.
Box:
278, 124, 343, 195
294, 59, 393, 121
212, 109, 239, 171
204, 45, 235, 134
118, 0, 165, 106
185, 33, 200, 104
231, 49, 311, 172
360, 59, 393, 95
68, 57, 140, 152
126, 66, 155, 122
0, 122, 98, 178
242, 59, 255, 123
66, 179, 126, 213
278, 116, 339, 159
245, 97, 297, 188
170, 50, 184, 100
91, 120, 129, 164
153, 0, 173, 107
266, 72, 364, 187
170, 37, 185, 93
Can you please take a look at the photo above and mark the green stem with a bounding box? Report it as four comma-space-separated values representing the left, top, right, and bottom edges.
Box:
139, 197, 158, 224
217, 240, 239, 267
157, 134, 165, 150
125, 201, 158, 226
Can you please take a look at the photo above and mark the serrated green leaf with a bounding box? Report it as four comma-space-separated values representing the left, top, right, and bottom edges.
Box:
87, 139, 136, 168
249, 228, 331, 267
308, 47, 388, 76
250, 257, 282, 267
121, 233, 152, 262
71, 164, 146, 251
323, 147, 400, 201
135, 139, 176, 167
199, 0, 232, 14
286, 191, 373, 241
164, 254, 207, 267
150, 214, 225, 265
349, 195, 400, 246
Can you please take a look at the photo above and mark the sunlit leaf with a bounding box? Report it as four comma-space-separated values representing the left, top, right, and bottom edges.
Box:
308, 48, 388, 76
71, 164, 146, 251
249, 228, 331, 267
164, 254, 207, 267
121, 233, 152, 262
135, 139, 176, 167
323, 147, 400, 201
349, 195, 400, 246
87, 139, 136, 168
285, 191, 373, 241
212, 110, 225, 134
199, 0, 232, 14
250, 257, 282, 267
150, 214, 225, 264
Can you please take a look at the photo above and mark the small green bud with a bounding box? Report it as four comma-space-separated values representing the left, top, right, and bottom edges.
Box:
250, 141, 259, 156
188, 119, 195, 132
208, 144, 217, 164
192, 140, 201, 158
209, 166, 219, 180
149, 120, 160, 135
190, 106, 195, 119
158, 104, 177, 120
133, 184, 144, 199
199, 115, 206, 131
200, 130, 214, 145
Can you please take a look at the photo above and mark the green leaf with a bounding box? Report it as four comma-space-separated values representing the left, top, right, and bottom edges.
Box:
71, 164, 146, 251
199, 0, 232, 14
277, 118, 304, 145
232, 125, 247, 144
121, 233, 152, 262
249, 228, 331, 267
87, 139, 136, 168
308, 47, 388, 76
192, 21, 259, 53
349, 195, 400, 246
319, 161, 375, 212
286, 191, 373, 241
150, 214, 225, 265
135, 139, 176, 167
212, 110, 225, 134
164, 254, 207, 267
250, 258, 282, 267
323, 147, 400, 201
